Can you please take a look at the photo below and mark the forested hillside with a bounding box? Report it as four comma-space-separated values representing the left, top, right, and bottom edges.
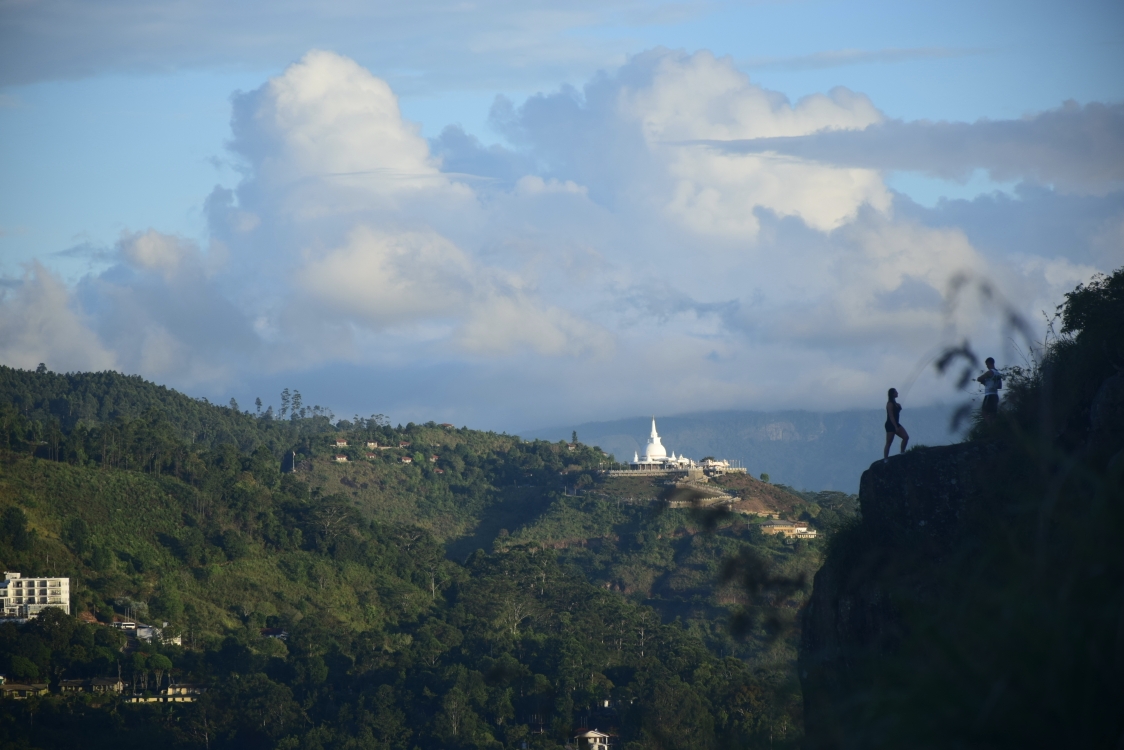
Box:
0, 368, 852, 749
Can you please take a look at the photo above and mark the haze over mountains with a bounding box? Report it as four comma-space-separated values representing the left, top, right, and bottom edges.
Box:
522, 405, 968, 493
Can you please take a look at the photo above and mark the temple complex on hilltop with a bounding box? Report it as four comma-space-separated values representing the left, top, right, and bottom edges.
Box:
607, 418, 746, 477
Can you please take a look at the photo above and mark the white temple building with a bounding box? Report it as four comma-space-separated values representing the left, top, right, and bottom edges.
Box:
631, 419, 695, 469
616, 418, 745, 475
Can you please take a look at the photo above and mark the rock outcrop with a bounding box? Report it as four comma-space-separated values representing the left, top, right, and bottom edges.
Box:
799, 442, 1001, 748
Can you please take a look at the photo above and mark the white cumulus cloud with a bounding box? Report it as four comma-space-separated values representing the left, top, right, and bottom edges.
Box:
2, 48, 1115, 427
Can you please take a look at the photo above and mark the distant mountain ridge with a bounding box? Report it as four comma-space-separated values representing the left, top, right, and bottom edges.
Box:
519, 405, 967, 493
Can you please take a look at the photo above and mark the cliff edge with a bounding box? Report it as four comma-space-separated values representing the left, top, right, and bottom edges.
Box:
799, 443, 1001, 747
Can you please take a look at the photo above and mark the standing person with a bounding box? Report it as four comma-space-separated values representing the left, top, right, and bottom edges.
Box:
884, 388, 909, 462
976, 357, 1002, 422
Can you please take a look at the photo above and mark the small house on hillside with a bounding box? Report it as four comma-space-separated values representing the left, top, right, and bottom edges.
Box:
0, 680, 49, 699
366, 453, 377, 459
400, 456, 413, 464
398, 441, 411, 448
573, 729, 612, 750
440, 423, 454, 429
334, 439, 348, 447
429, 455, 438, 462
435, 468, 444, 474
366, 441, 378, 448
334, 455, 348, 463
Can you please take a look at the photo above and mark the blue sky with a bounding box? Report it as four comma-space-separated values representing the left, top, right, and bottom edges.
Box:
1, 0, 1121, 429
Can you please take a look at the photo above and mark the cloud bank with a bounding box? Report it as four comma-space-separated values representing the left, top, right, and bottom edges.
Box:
0, 0, 671, 89
695, 101, 1124, 194
1, 49, 1117, 427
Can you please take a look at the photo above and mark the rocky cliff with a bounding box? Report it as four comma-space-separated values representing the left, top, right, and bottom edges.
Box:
799, 442, 1003, 747
799, 269, 1124, 748
800, 415, 1122, 747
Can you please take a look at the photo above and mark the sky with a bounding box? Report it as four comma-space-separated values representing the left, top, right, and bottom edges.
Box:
1, 0, 1122, 431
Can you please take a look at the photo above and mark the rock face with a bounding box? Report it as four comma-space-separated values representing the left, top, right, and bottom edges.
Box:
857, 442, 1001, 550
799, 442, 999, 748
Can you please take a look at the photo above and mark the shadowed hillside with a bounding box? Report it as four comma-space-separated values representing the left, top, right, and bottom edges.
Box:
799, 267, 1124, 747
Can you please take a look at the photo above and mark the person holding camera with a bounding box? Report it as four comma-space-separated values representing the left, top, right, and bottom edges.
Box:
977, 357, 1002, 423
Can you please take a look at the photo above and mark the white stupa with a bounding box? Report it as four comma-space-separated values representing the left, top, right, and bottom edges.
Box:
631, 418, 693, 468
617, 417, 744, 475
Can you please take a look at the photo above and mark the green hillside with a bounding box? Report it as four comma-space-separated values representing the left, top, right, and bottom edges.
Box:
0, 368, 847, 749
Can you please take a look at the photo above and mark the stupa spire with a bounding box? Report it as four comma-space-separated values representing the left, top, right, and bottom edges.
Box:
643, 416, 667, 462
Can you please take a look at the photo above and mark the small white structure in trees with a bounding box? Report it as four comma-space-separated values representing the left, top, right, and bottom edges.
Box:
573, 729, 611, 750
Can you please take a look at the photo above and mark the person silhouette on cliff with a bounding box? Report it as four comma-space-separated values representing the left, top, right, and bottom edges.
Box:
884, 388, 909, 462
976, 357, 1001, 423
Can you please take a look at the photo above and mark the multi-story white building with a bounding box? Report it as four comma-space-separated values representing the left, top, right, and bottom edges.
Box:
0, 572, 71, 619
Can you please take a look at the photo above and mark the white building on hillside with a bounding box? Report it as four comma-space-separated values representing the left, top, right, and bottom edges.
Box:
631, 418, 694, 469
573, 729, 611, 749
610, 418, 746, 476
0, 572, 70, 619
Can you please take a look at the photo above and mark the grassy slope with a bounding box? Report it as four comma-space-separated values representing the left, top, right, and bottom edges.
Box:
302, 426, 562, 540
712, 473, 806, 515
